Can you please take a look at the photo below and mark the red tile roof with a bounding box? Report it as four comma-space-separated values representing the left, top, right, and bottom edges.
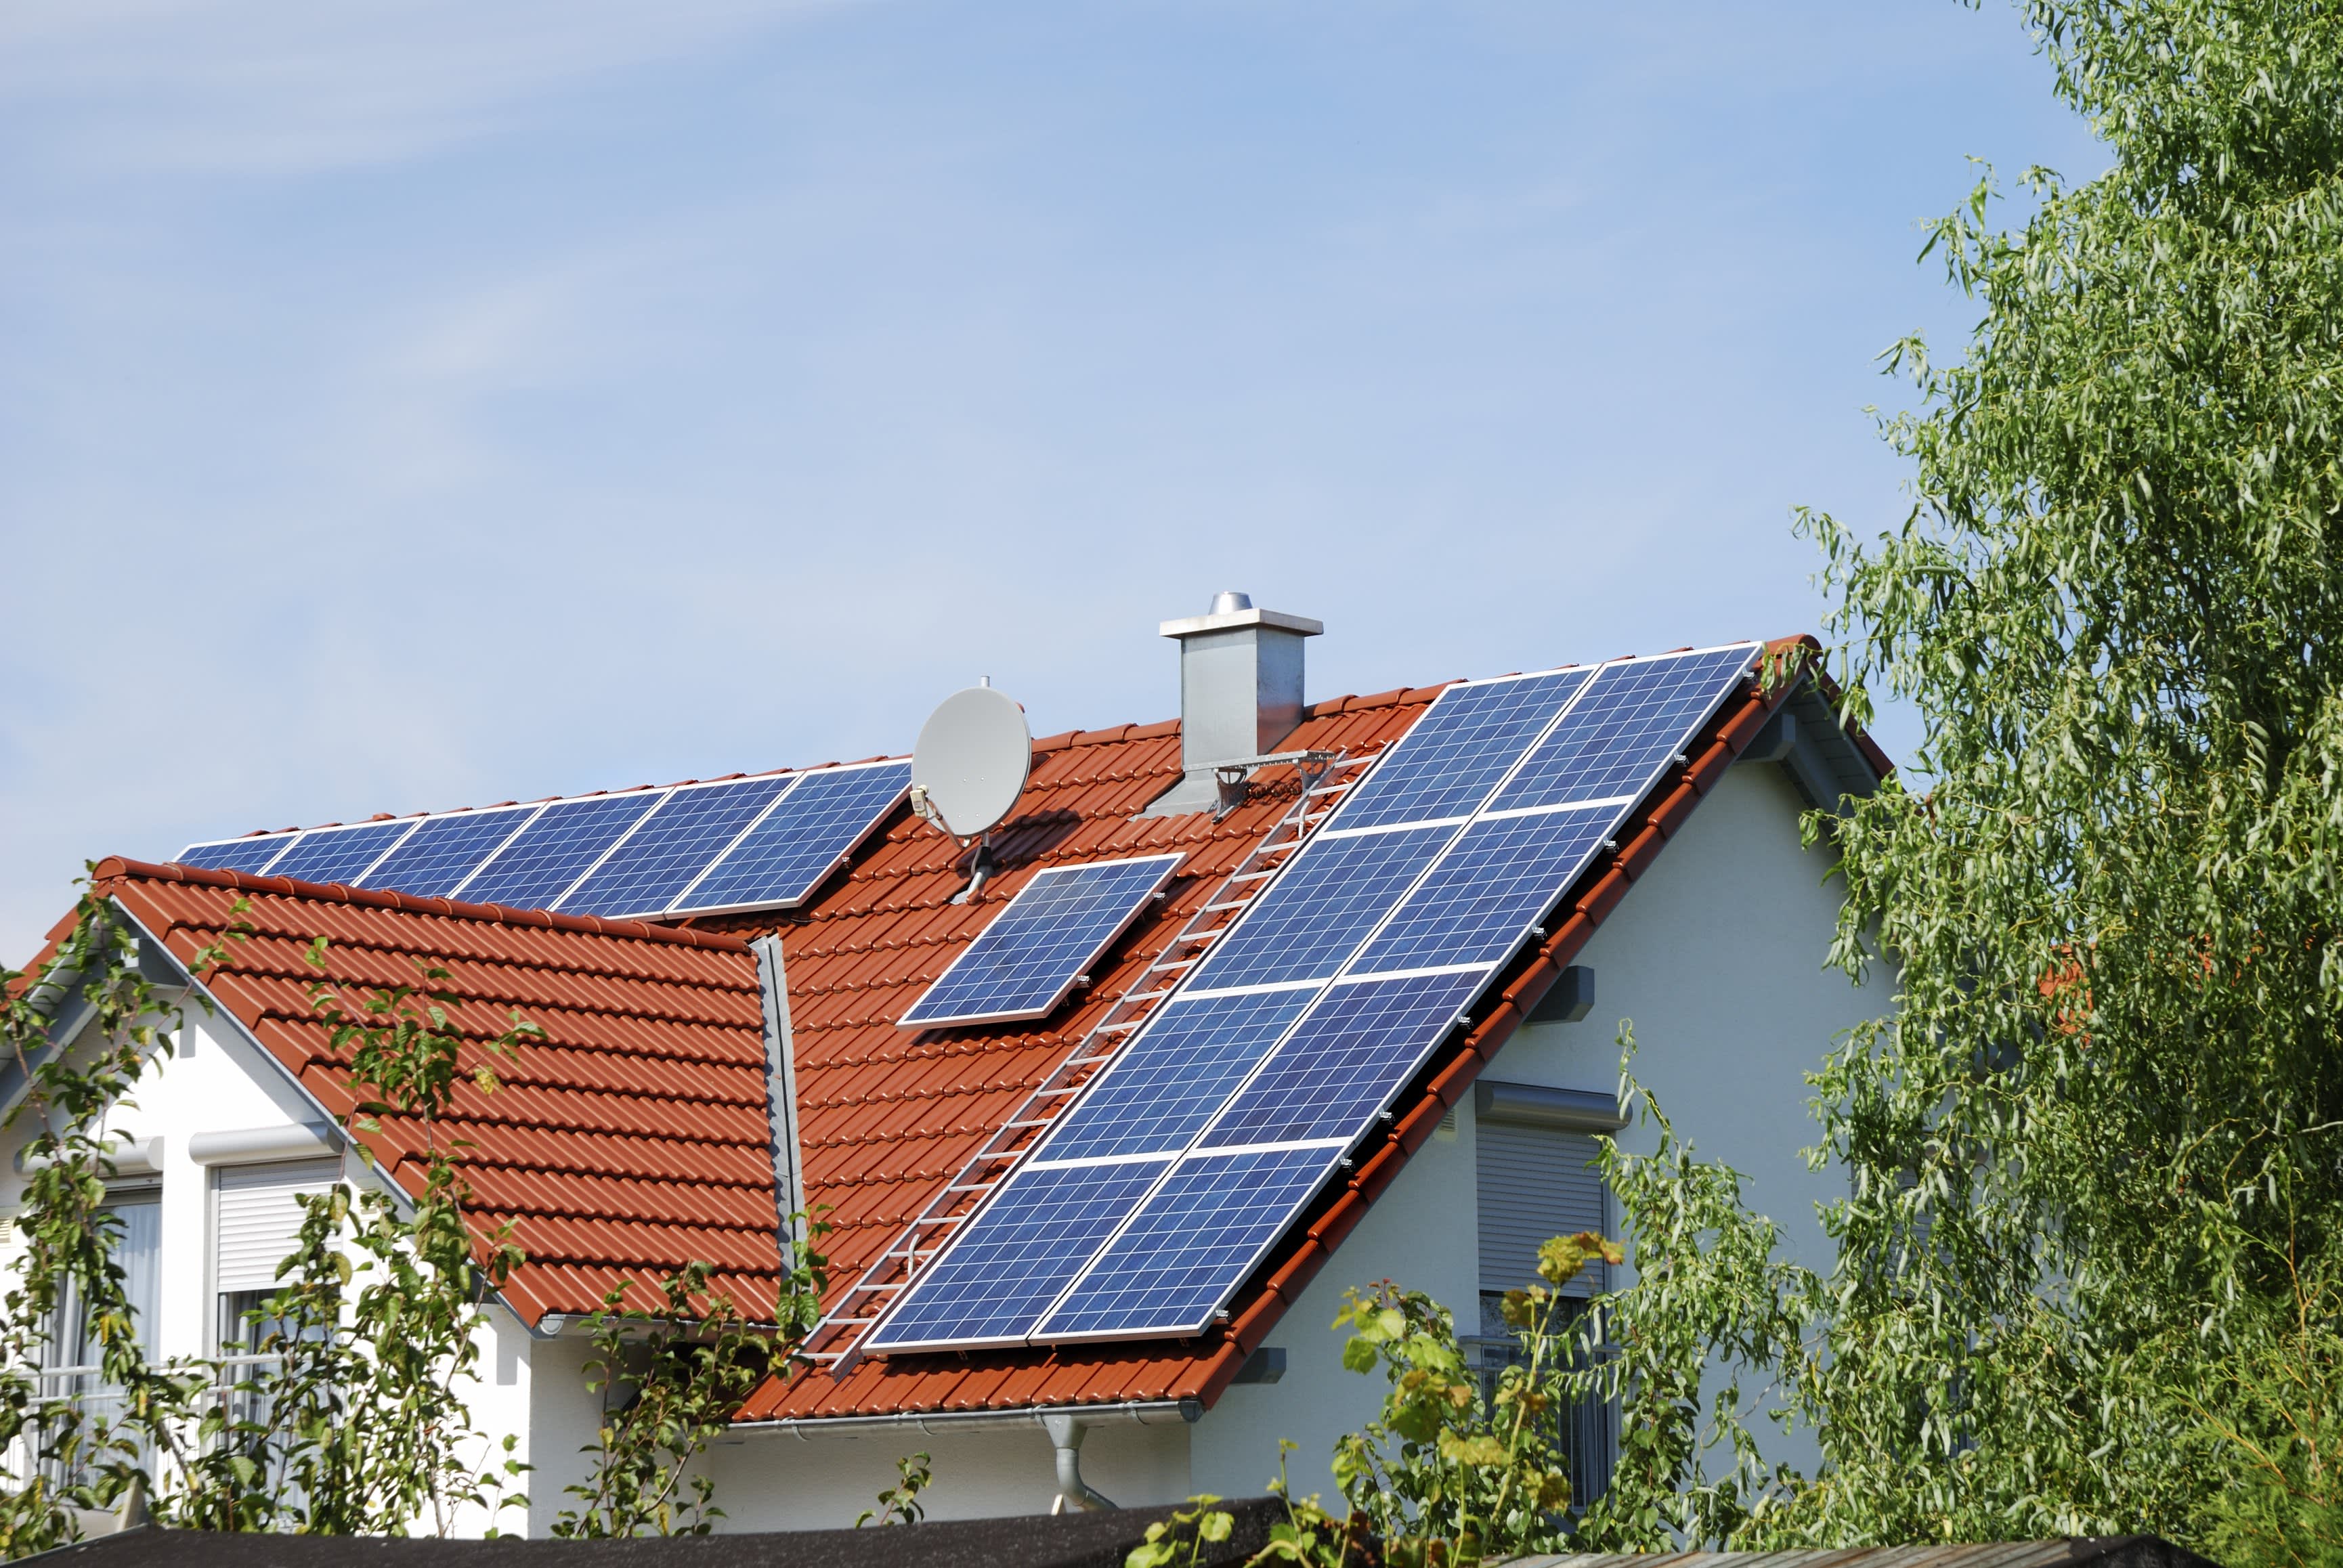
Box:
85, 862, 786, 1327
61, 635, 1869, 1423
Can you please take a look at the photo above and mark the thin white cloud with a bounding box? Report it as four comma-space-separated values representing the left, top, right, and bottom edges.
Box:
0, 0, 851, 174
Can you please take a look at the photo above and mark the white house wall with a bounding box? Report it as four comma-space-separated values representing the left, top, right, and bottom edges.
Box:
0, 999, 544, 1537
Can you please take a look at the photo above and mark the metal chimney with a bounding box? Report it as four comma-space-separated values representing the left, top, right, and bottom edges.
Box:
1143, 592, 1325, 816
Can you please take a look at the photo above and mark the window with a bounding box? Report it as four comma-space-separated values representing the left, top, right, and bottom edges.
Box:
213, 1159, 342, 1453
1472, 1120, 1615, 1508
34, 1187, 161, 1485
213, 1156, 343, 1342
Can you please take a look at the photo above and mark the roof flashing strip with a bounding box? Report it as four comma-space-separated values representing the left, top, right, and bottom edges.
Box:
752, 936, 811, 1245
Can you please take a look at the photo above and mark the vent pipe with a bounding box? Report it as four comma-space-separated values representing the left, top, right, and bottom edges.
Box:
1144, 592, 1323, 816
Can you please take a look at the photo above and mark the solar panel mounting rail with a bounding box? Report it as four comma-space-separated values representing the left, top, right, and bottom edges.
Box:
808, 747, 1376, 1372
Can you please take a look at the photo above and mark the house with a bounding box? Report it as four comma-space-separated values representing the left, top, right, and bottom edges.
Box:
1, 597, 1889, 1534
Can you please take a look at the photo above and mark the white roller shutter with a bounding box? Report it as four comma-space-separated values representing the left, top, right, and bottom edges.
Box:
215, 1158, 343, 1293
1476, 1124, 1607, 1297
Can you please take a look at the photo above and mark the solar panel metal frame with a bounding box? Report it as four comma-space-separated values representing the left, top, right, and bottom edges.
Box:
177, 833, 300, 876
173, 757, 912, 921
356, 803, 548, 900
864, 642, 1763, 1353
445, 789, 671, 910
258, 817, 426, 888
665, 759, 914, 918
557, 772, 801, 921
897, 852, 1186, 1030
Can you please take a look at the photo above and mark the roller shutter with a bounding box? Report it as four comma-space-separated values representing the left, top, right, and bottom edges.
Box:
215, 1158, 343, 1293
1476, 1124, 1606, 1297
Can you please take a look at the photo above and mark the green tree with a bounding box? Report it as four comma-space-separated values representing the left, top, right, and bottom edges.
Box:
168, 946, 538, 1536
551, 1246, 825, 1539
1572, 0, 2343, 1556
0, 886, 233, 1552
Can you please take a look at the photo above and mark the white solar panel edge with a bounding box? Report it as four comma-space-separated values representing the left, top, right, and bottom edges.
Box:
895, 851, 1187, 1029
545, 787, 680, 914
660, 770, 808, 915
660, 758, 913, 918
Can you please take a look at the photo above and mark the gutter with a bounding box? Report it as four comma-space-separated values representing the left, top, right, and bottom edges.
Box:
731, 1396, 1201, 1440
730, 1397, 1201, 1514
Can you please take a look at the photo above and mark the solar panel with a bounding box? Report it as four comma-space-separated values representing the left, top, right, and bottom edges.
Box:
1347, 806, 1617, 976
178, 835, 296, 875
1184, 825, 1457, 991
1038, 1145, 1341, 1341
1490, 647, 1755, 812
557, 775, 797, 919
1199, 970, 1486, 1149
674, 761, 912, 915
362, 806, 541, 898
453, 792, 667, 910
899, 853, 1184, 1029
261, 820, 419, 886
862, 1158, 1169, 1353
171, 758, 909, 921
1031, 988, 1316, 1163
860, 642, 1765, 1354
1331, 669, 1593, 832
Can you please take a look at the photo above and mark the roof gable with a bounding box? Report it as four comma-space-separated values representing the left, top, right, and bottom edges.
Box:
91, 862, 785, 1326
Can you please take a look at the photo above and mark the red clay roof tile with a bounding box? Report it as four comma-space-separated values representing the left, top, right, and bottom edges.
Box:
51, 638, 1874, 1424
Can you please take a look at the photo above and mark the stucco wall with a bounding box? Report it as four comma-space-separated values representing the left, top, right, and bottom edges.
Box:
0, 752, 1874, 1533
0, 1000, 542, 1536
706, 1414, 1193, 1530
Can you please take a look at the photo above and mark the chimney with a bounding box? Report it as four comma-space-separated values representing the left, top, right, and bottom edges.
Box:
1143, 591, 1324, 816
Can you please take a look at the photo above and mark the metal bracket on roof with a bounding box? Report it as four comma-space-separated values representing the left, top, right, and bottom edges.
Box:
950, 834, 1002, 905
1209, 749, 1340, 821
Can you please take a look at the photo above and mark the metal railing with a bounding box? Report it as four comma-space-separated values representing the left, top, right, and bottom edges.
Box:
2, 1353, 286, 1494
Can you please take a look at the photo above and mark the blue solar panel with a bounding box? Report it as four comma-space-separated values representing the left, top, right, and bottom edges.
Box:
454, 792, 666, 909
1039, 1145, 1341, 1339
677, 762, 912, 914
1200, 970, 1486, 1149
1348, 806, 1616, 976
558, 775, 798, 919
1332, 669, 1593, 831
263, 820, 418, 886
899, 854, 1184, 1028
1186, 825, 1457, 991
857, 647, 1778, 1353
1033, 988, 1316, 1162
178, 835, 296, 875
362, 806, 540, 898
863, 1158, 1169, 1351
1490, 646, 1755, 813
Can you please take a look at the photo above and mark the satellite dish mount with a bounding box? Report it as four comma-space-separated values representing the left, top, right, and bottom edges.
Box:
909, 681, 1032, 905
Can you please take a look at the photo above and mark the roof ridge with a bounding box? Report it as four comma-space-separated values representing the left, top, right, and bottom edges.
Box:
95, 856, 754, 954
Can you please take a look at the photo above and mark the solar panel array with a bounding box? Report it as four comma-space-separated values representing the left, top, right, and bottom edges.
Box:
899, 853, 1186, 1029
175, 760, 911, 919
865, 643, 1759, 1353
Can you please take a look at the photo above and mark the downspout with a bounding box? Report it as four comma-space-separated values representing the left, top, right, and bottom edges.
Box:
750, 936, 808, 1241
1043, 1411, 1116, 1513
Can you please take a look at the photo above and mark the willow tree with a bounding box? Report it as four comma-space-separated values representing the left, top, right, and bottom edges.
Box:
1576, 3, 2343, 1559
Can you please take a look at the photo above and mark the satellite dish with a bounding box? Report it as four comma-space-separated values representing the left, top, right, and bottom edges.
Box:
911, 685, 1031, 840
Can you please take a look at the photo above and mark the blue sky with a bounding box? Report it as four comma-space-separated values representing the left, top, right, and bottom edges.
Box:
0, 1, 2101, 961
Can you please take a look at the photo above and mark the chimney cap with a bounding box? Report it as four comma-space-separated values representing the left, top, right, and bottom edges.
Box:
1160, 592, 1324, 640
